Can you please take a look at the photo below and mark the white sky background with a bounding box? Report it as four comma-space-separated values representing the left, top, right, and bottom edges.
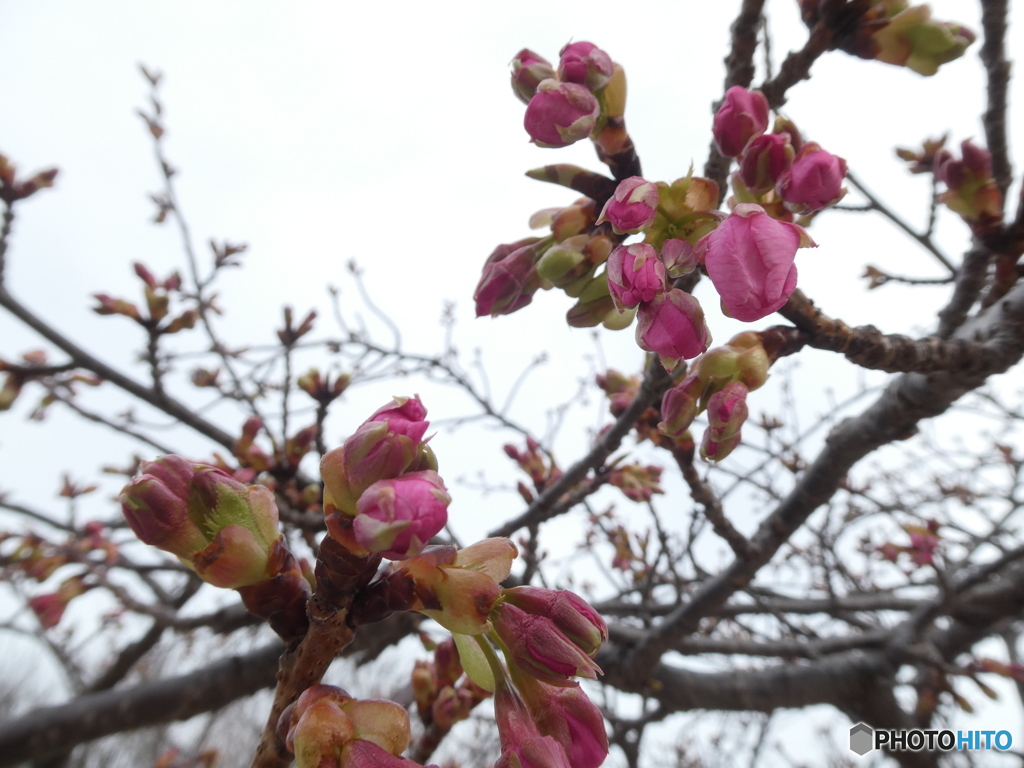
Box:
1, 1, 1023, 766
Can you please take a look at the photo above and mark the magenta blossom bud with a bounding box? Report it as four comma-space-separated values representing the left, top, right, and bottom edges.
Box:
353, 470, 450, 560
738, 133, 795, 193
495, 679, 573, 768
597, 176, 659, 234
492, 602, 602, 685
501, 586, 608, 657
120, 456, 282, 588
935, 140, 1003, 224
475, 238, 549, 317
511, 49, 557, 105
606, 243, 666, 310
367, 395, 428, 441
514, 676, 609, 768
557, 41, 614, 93
775, 142, 847, 214
524, 80, 599, 148
697, 204, 815, 322
701, 381, 749, 462
635, 289, 711, 362
713, 86, 770, 158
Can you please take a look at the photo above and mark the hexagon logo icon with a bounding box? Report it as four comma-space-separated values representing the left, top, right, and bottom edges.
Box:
849, 722, 873, 756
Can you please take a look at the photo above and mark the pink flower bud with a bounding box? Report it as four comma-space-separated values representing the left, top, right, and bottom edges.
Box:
501, 587, 608, 657
606, 243, 666, 310
492, 602, 602, 685
706, 381, 749, 439
120, 456, 208, 558
697, 204, 815, 322
597, 176, 659, 234
738, 133, 795, 193
700, 381, 749, 462
935, 140, 1003, 225
367, 395, 428, 440
557, 41, 614, 92
29, 576, 90, 629
511, 49, 556, 105
635, 289, 711, 361
713, 86, 770, 158
775, 142, 847, 214
494, 682, 573, 768
353, 470, 450, 560
658, 372, 703, 438
341, 740, 427, 768
524, 80, 599, 148
515, 677, 608, 768
475, 238, 548, 317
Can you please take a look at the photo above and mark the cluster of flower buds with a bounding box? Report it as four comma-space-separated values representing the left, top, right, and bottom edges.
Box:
934, 139, 1003, 231
349, 537, 611, 765
714, 87, 848, 217
504, 437, 563, 503
608, 462, 663, 502
320, 397, 449, 561
512, 42, 621, 150
659, 331, 771, 461
93, 262, 199, 336
878, 520, 941, 568
799, 1, 974, 77
119, 455, 311, 639
278, 685, 428, 768
411, 637, 490, 732
0, 153, 58, 204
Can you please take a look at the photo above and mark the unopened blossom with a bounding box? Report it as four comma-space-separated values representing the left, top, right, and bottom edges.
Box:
501, 586, 608, 657
606, 243, 666, 310
597, 176, 659, 234
697, 204, 815, 322
738, 133, 795, 193
514, 675, 609, 768
120, 456, 281, 589
934, 139, 1003, 224
775, 142, 848, 214
712, 86, 770, 158
701, 381, 749, 462
511, 49, 556, 104
492, 602, 602, 685
352, 470, 451, 559
557, 41, 614, 92
474, 238, 549, 317
635, 289, 711, 361
524, 80, 599, 148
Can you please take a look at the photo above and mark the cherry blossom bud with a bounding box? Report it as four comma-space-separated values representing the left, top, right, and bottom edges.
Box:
475, 238, 549, 317
557, 41, 614, 92
494, 679, 573, 768
697, 204, 815, 322
514, 676, 608, 768
501, 587, 608, 657
120, 457, 281, 588
935, 139, 1003, 225
352, 470, 450, 560
341, 740, 427, 768
596, 176, 659, 234
701, 381, 749, 462
609, 464, 664, 503
775, 142, 848, 214
536, 235, 593, 288
434, 637, 463, 687
524, 80, 599, 148
713, 86, 770, 158
659, 239, 699, 279
635, 289, 711, 361
738, 133, 795, 193
492, 602, 602, 685
658, 373, 703, 438
606, 243, 666, 310
872, 5, 975, 76
30, 576, 90, 629
511, 49, 556, 105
